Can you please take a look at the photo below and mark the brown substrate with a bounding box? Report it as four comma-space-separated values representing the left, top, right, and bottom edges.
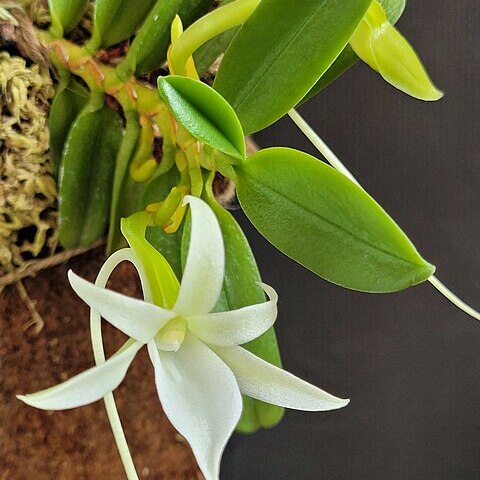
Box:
0, 248, 202, 479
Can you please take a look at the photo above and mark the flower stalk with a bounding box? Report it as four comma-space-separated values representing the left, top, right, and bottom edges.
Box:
90, 248, 145, 480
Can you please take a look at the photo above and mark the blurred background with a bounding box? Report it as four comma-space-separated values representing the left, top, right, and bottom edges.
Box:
223, 1, 480, 478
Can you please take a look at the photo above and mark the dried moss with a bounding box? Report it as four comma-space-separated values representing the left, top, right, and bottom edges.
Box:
16, 0, 50, 27
0, 51, 56, 276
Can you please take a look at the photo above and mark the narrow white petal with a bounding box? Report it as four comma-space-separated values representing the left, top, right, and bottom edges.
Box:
174, 196, 225, 316
17, 341, 143, 410
212, 345, 349, 412
68, 270, 175, 343
148, 334, 241, 480
188, 283, 278, 346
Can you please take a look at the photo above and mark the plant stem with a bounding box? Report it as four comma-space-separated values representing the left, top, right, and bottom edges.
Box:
90, 248, 146, 480
288, 108, 480, 322
427, 276, 480, 321
41, 34, 163, 117
170, 0, 260, 75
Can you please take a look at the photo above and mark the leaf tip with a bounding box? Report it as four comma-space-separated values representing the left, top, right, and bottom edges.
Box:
425, 87, 444, 102
411, 261, 436, 287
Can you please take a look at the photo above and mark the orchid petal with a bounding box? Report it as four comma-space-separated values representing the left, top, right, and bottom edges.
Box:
17, 341, 143, 410
188, 283, 278, 346
68, 270, 176, 343
212, 345, 349, 411
148, 334, 241, 480
174, 196, 225, 316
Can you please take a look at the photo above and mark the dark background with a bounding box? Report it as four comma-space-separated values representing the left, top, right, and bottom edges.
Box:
222, 2, 480, 479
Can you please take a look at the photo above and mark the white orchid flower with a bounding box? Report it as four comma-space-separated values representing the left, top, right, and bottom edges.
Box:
18, 196, 349, 480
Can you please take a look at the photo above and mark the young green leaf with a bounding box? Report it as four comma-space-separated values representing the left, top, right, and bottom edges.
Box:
117, 0, 211, 77
350, 0, 443, 101
158, 75, 245, 160
301, 0, 406, 104
213, 0, 371, 134
49, 77, 88, 176
203, 181, 284, 432
59, 95, 123, 249
48, 0, 89, 36
89, 0, 156, 50
235, 148, 435, 293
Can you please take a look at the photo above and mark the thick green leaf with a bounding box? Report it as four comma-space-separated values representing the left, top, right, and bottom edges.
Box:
214, 0, 371, 134
118, 0, 211, 77
203, 182, 284, 432
59, 95, 123, 248
158, 76, 245, 160
90, 0, 156, 49
301, 0, 406, 104
236, 148, 435, 293
48, 0, 88, 36
49, 77, 88, 176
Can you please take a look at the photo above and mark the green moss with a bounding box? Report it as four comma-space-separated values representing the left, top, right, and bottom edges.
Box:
0, 51, 56, 275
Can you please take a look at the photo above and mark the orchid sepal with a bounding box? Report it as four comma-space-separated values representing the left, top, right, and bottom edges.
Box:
18, 196, 349, 480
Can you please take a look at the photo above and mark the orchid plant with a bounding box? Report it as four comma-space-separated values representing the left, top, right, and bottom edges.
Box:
11, 0, 480, 477
18, 196, 348, 480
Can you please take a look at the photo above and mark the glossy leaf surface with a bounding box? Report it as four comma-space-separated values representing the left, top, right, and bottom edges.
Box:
49, 77, 88, 176
158, 76, 245, 160
90, 0, 156, 49
203, 182, 284, 432
214, 0, 371, 134
301, 0, 406, 104
48, 0, 88, 35
119, 0, 211, 76
59, 96, 122, 248
236, 148, 435, 293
